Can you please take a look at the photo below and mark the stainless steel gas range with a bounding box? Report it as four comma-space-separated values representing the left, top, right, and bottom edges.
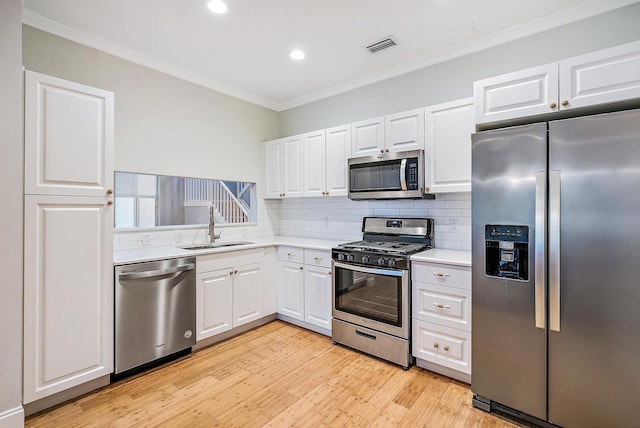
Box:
331, 217, 433, 369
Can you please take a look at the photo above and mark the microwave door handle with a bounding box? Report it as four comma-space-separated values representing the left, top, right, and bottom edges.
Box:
400, 158, 408, 191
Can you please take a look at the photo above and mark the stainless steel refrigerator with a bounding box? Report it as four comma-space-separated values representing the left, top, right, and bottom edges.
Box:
471, 108, 640, 427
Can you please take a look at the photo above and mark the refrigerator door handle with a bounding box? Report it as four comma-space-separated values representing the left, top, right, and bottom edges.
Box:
549, 170, 561, 332
535, 171, 546, 329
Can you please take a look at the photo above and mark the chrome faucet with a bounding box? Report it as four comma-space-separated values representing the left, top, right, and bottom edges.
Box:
208, 206, 221, 243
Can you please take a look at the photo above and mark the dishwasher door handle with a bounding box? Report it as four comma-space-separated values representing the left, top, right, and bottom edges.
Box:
119, 263, 195, 280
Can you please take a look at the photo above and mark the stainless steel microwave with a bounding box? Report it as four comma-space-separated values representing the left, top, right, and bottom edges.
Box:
348, 150, 434, 200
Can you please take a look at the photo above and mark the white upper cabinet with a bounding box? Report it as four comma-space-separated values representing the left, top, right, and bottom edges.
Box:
324, 124, 350, 197
302, 130, 326, 197
425, 98, 475, 193
351, 116, 385, 157
475, 41, 640, 125
559, 40, 640, 109
474, 63, 559, 125
282, 135, 304, 198
385, 108, 425, 153
25, 71, 114, 197
264, 139, 283, 199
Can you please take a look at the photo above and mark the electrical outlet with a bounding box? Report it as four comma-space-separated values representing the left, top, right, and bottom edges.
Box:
142, 233, 150, 246
242, 227, 247, 237
324, 216, 329, 227
449, 219, 459, 233
175, 232, 182, 243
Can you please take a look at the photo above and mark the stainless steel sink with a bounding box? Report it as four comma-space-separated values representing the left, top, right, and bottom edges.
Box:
180, 241, 254, 250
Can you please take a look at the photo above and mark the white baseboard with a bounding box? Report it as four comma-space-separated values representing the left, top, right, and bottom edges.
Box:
0, 406, 24, 428
416, 358, 471, 384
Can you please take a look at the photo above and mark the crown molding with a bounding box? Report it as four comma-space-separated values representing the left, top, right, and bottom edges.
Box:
278, 0, 640, 110
22, 9, 282, 111
23, 0, 639, 112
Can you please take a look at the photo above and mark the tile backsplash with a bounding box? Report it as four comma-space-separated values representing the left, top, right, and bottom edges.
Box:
114, 193, 471, 251
278, 193, 471, 251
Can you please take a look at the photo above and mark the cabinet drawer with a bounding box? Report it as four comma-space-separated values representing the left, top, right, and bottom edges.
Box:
304, 249, 331, 268
197, 248, 264, 273
278, 246, 304, 263
413, 282, 470, 331
412, 262, 471, 290
412, 319, 471, 374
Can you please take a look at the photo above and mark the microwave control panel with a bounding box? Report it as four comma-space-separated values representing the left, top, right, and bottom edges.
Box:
407, 159, 419, 190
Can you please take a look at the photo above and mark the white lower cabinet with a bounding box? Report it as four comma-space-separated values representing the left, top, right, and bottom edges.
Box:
23, 195, 114, 404
412, 259, 471, 382
278, 261, 305, 321
196, 249, 267, 341
277, 246, 332, 334
304, 263, 332, 330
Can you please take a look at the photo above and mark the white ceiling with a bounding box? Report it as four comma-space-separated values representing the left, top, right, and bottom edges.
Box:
22, 0, 639, 111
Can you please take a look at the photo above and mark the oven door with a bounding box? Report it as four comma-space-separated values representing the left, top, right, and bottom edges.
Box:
332, 261, 409, 338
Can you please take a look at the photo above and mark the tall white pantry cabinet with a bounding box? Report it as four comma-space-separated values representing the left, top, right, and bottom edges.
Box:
23, 71, 115, 404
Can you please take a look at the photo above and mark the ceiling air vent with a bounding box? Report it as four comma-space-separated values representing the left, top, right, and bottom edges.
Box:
366, 36, 398, 54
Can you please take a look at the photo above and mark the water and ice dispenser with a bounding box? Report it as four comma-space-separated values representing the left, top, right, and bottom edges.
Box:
485, 225, 529, 281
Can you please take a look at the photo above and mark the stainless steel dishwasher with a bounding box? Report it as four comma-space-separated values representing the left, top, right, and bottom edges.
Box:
114, 256, 196, 374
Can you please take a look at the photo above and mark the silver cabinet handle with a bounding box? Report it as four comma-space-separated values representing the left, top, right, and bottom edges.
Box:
119, 263, 195, 280
433, 303, 451, 309
433, 272, 450, 278
535, 171, 546, 330
400, 158, 408, 191
549, 170, 561, 332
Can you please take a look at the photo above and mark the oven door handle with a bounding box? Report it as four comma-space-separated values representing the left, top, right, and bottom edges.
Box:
333, 261, 404, 277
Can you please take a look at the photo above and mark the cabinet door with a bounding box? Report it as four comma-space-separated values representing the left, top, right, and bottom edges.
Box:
425, 98, 474, 193
196, 269, 233, 340
24, 71, 114, 197
23, 195, 113, 403
277, 261, 305, 321
304, 265, 332, 331
232, 263, 263, 327
303, 130, 326, 197
264, 139, 283, 199
385, 108, 425, 153
282, 135, 304, 198
474, 63, 559, 124
351, 117, 385, 157
325, 124, 350, 197
559, 40, 640, 110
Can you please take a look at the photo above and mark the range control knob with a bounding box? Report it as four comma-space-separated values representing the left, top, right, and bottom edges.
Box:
361, 255, 370, 264
377, 257, 387, 266
388, 258, 397, 268
338, 253, 346, 261
347, 254, 355, 262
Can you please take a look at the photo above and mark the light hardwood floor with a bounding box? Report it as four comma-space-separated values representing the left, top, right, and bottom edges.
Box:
26, 321, 525, 427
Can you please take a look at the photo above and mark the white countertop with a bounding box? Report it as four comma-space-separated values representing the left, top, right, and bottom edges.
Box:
115, 236, 472, 267
411, 248, 471, 267
114, 236, 344, 265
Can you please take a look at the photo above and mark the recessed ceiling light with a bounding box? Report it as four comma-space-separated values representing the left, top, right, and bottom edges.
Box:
290, 49, 305, 60
207, 0, 228, 14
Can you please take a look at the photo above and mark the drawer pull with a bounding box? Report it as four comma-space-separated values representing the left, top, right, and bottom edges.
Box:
433, 343, 439, 349
444, 346, 450, 351
314, 257, 322, 260
299, 266, 303, 270
356, 330, 377, 341
433, 272, 451, 278
433, 303, 451, 310
287, 253, 294, 256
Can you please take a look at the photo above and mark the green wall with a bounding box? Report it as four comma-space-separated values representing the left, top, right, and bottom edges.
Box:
280, 3, 640, 136
23, 26, 280, 189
